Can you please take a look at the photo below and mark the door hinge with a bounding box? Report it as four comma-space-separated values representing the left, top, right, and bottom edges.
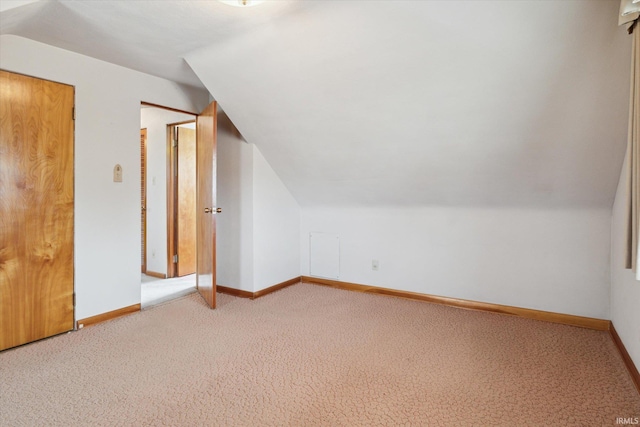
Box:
73, 292, 76, 307
72, 107, 76, 121
173, 127, 178, 147
173, 254, 178, 263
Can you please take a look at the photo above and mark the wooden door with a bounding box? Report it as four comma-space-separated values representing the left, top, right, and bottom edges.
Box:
141, 128, 147, 273
0, 70, 75, 351
196, 102, 217, 308
176, 126, 196, 276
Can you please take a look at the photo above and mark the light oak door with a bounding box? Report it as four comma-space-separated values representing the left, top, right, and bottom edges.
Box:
141, 128, 147, 273
176, 126, 197, 277
196, 101, 217, 309
0, 70, 75, 351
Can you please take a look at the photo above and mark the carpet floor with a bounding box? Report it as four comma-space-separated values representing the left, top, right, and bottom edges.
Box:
1, 283, 639, 426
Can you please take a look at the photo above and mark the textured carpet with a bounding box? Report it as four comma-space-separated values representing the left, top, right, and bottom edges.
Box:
1, 283, 638, 426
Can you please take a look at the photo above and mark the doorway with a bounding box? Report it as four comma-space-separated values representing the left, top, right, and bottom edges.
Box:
140, 105, 197, 307
167, 121, 197, 279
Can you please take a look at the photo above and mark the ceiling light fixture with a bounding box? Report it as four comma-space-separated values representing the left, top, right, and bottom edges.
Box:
218, 0, 265, 7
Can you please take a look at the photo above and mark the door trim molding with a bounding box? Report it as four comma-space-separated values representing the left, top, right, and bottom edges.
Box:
166, 124, 176, 278
141, 101, 196, 116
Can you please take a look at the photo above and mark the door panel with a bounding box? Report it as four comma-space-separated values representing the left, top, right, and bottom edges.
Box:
196, 102, 217, 309
141, 128, 147, 273
176, 126, 196, 277
0, 70, 75, 351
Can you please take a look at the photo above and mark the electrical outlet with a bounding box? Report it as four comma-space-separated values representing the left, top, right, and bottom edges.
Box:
372, 260, 379, 271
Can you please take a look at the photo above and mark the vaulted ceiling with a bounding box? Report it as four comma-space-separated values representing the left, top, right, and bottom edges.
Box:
1, 0, 632, 208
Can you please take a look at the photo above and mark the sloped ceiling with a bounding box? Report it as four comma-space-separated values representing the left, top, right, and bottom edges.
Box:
1, 0, 632, 208
0, 0, 302, 87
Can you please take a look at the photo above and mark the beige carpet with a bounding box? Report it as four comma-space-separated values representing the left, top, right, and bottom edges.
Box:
1, 283, 638, 426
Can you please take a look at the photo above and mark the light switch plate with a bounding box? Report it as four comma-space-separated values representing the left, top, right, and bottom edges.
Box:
114, 164, 123, 182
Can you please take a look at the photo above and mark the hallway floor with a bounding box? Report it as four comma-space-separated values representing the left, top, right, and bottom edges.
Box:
141, 273, 196, 309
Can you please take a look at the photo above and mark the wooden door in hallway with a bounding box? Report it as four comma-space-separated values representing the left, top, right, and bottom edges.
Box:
176, 126, 196, 277
141, 128, 147, 273
196, 101, 217, 309
0, 70, 75, 351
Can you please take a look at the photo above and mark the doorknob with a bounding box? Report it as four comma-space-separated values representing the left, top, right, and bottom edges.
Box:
142, 206, 146, 212
216, 208, 222, 213
204, 208, 213, 213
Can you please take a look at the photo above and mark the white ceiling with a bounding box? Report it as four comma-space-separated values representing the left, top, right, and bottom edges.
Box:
1, 0, 633, 208
0, 0, 304, 87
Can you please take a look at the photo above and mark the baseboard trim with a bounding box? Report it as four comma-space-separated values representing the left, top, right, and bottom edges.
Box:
144, 270, 166, 279
217, 277, 302, 300
216, 285, 254, 299
300, 276, 610, 331
76, 304, 141, 329
253, 277, 301, 299
610, 322, 640, 395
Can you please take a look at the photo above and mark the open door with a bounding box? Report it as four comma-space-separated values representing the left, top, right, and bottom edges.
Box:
176, 126, 197, 277
141, 128, 147, 273
196, 101, 217, 308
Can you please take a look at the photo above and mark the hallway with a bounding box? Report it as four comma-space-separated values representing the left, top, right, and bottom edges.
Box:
141, 274, 195, 309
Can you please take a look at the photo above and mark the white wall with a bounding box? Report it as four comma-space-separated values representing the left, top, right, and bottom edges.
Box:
301, 206, 611, 319
0, 35, 210, 319
253, 146, 300, 291
611, 155, 640, 369
140, 108, 194, 275
217, 111, 300, 293
217, 111, 254, 292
